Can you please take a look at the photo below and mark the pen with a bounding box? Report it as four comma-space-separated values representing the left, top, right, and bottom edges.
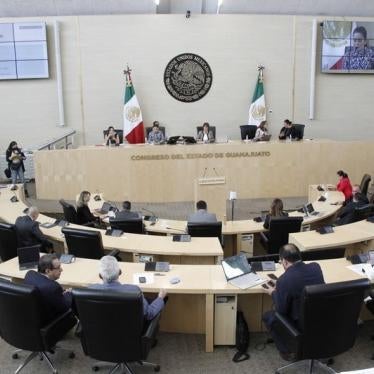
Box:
154, 273, 166, 276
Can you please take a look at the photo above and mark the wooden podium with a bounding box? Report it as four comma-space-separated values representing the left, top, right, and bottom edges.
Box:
194, 174, 226, 221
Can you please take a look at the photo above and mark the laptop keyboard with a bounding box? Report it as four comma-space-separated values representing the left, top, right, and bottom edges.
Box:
229, 272, 263, 289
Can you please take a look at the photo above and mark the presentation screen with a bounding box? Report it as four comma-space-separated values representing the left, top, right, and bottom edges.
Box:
0, 22, 49, 80
321, 20, 374, 73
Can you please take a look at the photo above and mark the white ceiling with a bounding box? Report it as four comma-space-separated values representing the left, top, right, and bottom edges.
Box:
0, 0, 374, 17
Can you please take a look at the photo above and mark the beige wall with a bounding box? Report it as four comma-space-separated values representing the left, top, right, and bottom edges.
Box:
1, 14, 374, 151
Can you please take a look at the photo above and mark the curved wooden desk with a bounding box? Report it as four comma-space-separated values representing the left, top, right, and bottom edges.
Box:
289, 219, 374, 256
0, 256, 365, 352
0, 186, 223, 265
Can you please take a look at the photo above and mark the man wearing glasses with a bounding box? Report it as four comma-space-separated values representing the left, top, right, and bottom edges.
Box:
24, 254, 72, 324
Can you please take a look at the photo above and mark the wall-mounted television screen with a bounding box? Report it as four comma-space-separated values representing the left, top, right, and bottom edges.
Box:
0, 22, 49, 80
321, 21, 374, 73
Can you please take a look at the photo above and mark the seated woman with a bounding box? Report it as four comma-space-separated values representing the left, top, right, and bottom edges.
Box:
197, 122, 215, 143
147, 121, 165, 144
104, 126, 120, 146
76, 191, 99, 226
336, 170, 353, 202
263, 198, 288, 230
278, 119, 298, 140
253, 121, 270, 141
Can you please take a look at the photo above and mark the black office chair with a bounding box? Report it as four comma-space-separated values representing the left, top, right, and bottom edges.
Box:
187, 222, 222, 244
239, 125, 257, 140
196, 126, 216, 139
359, 174, 371, 197
0, 279, 76, 373
272, 278, 369, 373
103, 129, 124, 144
109, 218, 144, 234
59, 199, 79, 224
72, 287, 161, 373
260, 217, 303, 254
353, 203, 374, 222
62, 227, 119, 259
145, 126, 166, 139
300, 247, 345, 261
293, 124, 305, 139
0, 222, 18, 262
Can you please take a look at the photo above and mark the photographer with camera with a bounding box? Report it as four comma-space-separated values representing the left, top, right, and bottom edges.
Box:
6, 140, 28, 196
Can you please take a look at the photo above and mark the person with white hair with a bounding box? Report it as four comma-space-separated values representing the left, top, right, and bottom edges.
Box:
91, 256, 167, 320
15, 206, 53, 252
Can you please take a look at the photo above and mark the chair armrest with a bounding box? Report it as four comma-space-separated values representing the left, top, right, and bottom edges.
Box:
260, 232, 269, 243
108, 249, 120, 258
40, 309, 77, 349
273, 312, 301, 355
143, 312, 162, 340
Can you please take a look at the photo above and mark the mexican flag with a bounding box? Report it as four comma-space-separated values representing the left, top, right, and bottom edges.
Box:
248, 68, 266, 127
123, 69, 145, 144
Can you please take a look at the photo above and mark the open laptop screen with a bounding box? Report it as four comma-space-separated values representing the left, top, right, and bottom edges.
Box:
221, 254, 251, 280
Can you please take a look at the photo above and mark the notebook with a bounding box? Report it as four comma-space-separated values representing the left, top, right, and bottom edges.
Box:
221, 254, 264, 289
18, 245, 40, 270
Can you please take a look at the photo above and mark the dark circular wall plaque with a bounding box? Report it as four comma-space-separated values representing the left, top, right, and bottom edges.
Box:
164, 53, 213, 103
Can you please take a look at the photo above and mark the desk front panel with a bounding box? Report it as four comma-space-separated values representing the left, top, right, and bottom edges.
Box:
34, 140, 374, 202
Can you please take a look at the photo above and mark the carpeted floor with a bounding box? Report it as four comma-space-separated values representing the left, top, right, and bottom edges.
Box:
1, 323, 374, 374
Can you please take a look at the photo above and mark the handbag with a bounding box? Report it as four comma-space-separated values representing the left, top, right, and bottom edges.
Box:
4, 168, 11, 178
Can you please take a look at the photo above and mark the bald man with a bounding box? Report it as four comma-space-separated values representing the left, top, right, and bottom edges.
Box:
15, 206, 53, 252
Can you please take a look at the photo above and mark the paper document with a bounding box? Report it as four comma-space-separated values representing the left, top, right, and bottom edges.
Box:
347, 264, 374, 280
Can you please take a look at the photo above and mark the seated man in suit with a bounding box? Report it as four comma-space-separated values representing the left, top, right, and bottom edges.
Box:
115, 201, 142, 220
15, 206, 53, 252
262, 243, 325, 361
187, 200, 217, 223
91, 256, 167, 320
147, 121, 165, 144
24, 254, 73, 324
335, 188, 369, 226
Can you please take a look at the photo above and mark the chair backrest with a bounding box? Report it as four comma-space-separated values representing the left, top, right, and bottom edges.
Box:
359, 173, 371, 196
0, 222, 18, 261
187, 222, 222, 242
0, 279, 44, 352
239, 125, 257, 140
300, 279, 369, 359
145, 126, 166, 138
300, 247, 345, 261
62, 227, 104, 259
196, 126, 216, 139
109, 218, 144, 234
72, 287, 144, 363
353, 203, 374, 222
103, 129, 124, 144
293, 124, 305, 139
59, 199, 78, 224
267, 217, 303, 254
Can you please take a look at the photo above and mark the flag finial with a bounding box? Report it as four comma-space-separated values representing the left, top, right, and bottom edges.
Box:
123, 65, 132, 86
257, 65, 265, 82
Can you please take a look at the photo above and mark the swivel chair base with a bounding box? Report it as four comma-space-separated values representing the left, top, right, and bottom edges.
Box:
276, 358, 336, 374
13, 347, 75, 374
92, 360, 160, 373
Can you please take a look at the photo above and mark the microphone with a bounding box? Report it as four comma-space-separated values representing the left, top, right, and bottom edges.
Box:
141, 208, 158, 223
166, 226, 187, 233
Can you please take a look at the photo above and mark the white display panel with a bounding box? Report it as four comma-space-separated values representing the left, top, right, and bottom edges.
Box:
0, 22, 49, 80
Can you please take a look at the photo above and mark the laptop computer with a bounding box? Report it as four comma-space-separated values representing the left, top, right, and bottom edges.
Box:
95, 202, 112, 214
17, 245, 41, 270
304, 203, 320, 216
221, 254, 264, 289
144, 261, 170, 272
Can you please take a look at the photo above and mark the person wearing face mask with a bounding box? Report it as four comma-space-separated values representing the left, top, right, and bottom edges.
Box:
6, 140, 28, 195
262, 244, 325, 361
76, 190, 99, 226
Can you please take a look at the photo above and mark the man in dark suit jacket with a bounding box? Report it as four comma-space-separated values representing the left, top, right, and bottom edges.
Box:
15, 206, 53, 252
335, 189, 369, 226
115, 200, 141, 220
24, 254, 72, 324
262, 243, 325, 360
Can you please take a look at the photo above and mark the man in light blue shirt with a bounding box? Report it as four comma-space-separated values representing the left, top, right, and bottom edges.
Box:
91, 256, 166, 320
147, 122, 165, 144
